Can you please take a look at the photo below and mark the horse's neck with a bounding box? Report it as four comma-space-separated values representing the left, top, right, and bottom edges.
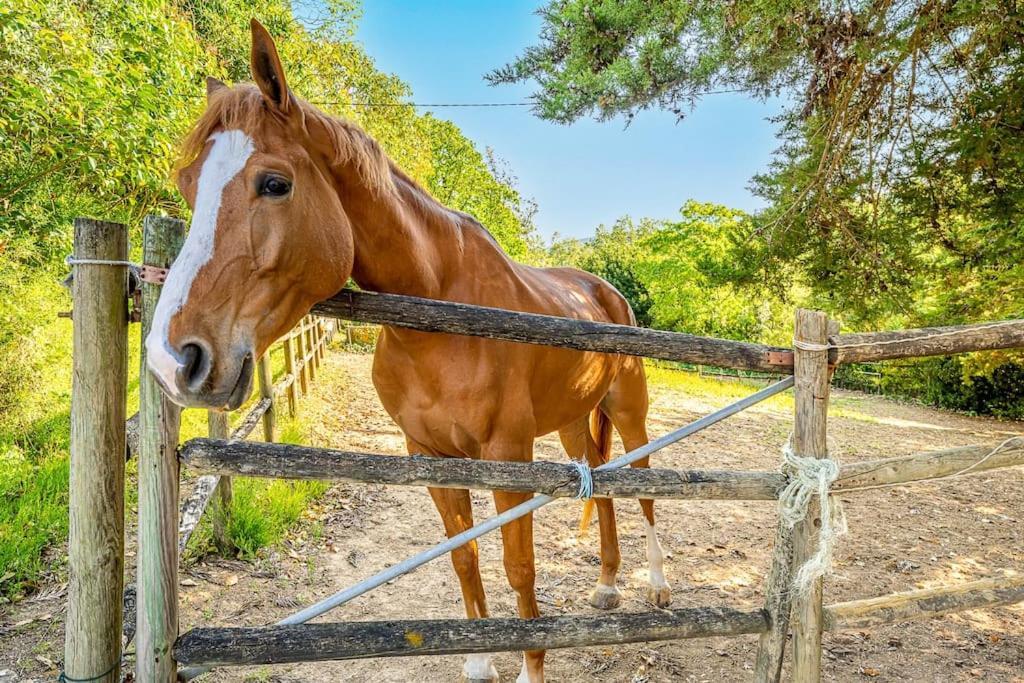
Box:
343, 168, 506, 300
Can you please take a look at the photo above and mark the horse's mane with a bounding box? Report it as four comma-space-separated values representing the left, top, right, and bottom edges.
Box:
178, 83, 396, 195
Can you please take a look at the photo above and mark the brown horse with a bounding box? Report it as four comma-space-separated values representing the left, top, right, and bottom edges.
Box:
147, 20, 670, 682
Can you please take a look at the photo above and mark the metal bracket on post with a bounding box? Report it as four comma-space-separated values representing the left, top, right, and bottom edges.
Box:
765, 350, 794, 367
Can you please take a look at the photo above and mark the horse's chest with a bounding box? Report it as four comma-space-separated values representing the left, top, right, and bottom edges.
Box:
370, 337, 505, 454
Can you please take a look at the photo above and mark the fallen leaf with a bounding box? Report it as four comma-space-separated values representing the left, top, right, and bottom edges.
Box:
861, 667, 881, 677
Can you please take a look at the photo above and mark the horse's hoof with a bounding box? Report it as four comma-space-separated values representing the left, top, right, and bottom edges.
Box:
647, 584, 672, 608
588, 584, 623, 610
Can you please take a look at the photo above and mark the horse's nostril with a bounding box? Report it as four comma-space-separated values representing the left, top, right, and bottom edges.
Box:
178, 342, 211, 391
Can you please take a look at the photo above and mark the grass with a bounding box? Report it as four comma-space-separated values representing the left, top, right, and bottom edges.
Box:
185, 416, 328, 561
644, 360, 795, 412
0, 313, 331, 600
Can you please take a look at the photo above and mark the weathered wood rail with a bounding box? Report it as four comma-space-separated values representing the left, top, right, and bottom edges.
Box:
63, 214, 1024, 683
173, 575, 1024, 667
312, 289, 793, 372
313, 288, 1024, 372
178, 436, 1024, 499
180, 438, 787, 500
175, 607, 770, 666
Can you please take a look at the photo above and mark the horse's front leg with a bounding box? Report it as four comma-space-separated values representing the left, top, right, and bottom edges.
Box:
485, 439, 545, 683
410, 441, 496, 681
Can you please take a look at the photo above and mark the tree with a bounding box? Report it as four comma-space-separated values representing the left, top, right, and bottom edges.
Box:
491, 1, 1024, 330
547, 203, 790, 340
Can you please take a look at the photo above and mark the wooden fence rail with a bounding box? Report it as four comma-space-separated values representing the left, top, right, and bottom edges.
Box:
173, 575, 1024, 668
175, 606, 770, 666
312, 289, 793, 372
177, 436, 1024, 499
313, 289, 1024, 373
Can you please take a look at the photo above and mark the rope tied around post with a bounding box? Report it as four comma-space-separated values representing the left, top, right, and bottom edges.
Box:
65, 255, 169, 284
778, 437, 847, 595
570, 459, 594, 499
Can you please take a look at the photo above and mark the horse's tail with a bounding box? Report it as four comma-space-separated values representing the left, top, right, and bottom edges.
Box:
578, 407, 613, 537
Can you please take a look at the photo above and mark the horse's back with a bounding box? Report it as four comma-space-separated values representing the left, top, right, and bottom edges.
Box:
371, 242, 643, 454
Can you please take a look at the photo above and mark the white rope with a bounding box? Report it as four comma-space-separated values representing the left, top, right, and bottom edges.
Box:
571, 460, 594, 499
65, 255, 140, 269
778, 438, 847, 595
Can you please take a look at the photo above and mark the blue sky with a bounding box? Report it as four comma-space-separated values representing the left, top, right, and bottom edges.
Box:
354, 1, 783, 240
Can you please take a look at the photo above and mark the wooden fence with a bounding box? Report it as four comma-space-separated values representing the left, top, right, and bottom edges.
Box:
63, 216, 1024, 683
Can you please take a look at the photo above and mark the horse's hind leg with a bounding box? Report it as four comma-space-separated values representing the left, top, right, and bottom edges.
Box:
558, 418, 622, 609
411, 440, 496, 681
602, 357, 672, 607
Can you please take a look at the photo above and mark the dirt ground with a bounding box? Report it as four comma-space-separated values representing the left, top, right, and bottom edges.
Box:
3, 350, 1023, 682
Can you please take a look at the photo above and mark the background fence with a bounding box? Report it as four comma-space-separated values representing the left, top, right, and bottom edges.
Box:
63, 216, 1024, 682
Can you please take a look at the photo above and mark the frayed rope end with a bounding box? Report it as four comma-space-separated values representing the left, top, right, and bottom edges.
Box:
779, 438, 847, 595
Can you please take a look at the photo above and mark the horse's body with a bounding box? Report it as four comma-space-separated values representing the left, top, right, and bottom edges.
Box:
149, 21, 670, 682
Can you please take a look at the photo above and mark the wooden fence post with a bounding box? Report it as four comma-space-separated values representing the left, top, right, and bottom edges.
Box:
305, 317, 318, 382
754, 310, 834, 683
207, 411, 233, 554
137, 215, 186, 682
754, 509, 797, 682
257, 354, 275, 441
66, 218, 129, 683
282, 335, 299, 417
297, 324, 310, 396
310, 319, 319, 368
790, 309, 832, 682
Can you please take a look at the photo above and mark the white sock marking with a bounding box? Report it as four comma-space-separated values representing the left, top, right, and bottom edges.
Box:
645, 520, 668, 589
463, 653, 498, 680
515, 656, 531, 683
145, 130, 254, 398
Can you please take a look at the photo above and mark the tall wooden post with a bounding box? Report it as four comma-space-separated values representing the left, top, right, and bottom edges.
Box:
256, 354, 276, 441
137, 215, 185, 682
790, 309, 832, 682
755, 310, 835, 683
66, 218, 128, 683
207, 411, 233, 554
282, 336, 299, 417
754, 506, 798, 681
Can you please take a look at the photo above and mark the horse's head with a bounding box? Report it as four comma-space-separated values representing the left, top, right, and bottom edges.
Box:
146, 20, 362, 409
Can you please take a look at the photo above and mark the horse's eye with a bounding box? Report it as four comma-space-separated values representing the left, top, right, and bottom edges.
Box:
259, 175, 291, 197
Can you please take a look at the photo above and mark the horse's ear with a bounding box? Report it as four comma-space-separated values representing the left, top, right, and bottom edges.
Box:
250, 18, 291, 114
206, 77, 227, 100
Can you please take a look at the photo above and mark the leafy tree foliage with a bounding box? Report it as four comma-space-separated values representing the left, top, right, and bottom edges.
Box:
548, 202, 792, 342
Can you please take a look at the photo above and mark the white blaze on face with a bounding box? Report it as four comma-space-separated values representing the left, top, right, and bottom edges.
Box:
145, 130, 255, 397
